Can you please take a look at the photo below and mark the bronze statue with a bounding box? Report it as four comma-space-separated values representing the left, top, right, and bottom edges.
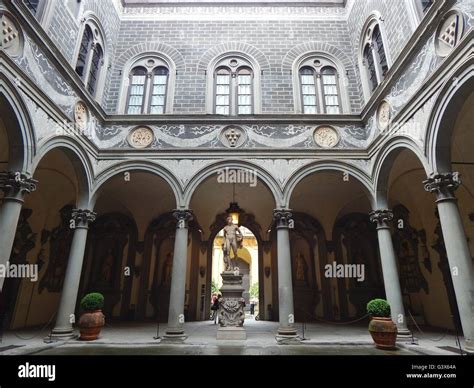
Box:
222, 216, 243, 271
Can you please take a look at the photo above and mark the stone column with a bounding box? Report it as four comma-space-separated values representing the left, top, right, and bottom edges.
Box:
370, 209, 411, 339
50, 209, 96, 340
424, 172, 474, 352
273, 210, 299, 343
0, 172, 37, 291
164, 209, 193, 342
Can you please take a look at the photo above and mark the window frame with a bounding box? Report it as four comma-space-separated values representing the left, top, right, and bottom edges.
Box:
206, 53, 261, 115
73, 14, 107, 100
295, 55, 345, 115
122, 56, 173, 115
359, 14, 392, 102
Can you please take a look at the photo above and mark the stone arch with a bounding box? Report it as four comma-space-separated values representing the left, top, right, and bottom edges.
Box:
32, 136, 94, 208
426, 62, 474, 173
196, 42, 271, 75
281, 41, 355, 74
283, 160, 375, 209
115, 50, 180, 114
115, 42, 186, 74
0, 74, 36, 172
90, 160, 182, 209
373, 136, 430, 209
184, 160, 281, 208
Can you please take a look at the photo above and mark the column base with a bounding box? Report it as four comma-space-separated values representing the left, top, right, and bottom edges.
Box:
396, 328, 413, 342
162, 328, 187, 343
45, 327, 78, 342
276, 326, 300, 344
217, 326, 246, 340
464, 339, 474, 354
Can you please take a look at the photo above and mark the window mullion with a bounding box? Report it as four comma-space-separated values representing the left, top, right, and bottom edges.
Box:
144, 73, 153, 114
315, 72, 324, 114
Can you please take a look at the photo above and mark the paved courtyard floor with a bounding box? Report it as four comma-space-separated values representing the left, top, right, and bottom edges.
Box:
0, 316, 468, 356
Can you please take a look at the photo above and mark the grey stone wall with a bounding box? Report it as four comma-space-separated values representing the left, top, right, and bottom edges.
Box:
41, 0, 421, 115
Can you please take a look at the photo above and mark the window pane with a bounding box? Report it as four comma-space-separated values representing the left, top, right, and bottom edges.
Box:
323, 85, 338, 95
150, 105, 164, 114
216, 85, 229, 94
301, 75, 315, 85
303, 95, 316, 106
364, 45, 378, 91
326, 106, 340, 114
238, 106, 252, 115
323, 75, 336, 84
374, 26, 388, 77
216, 95, 229, 105
238, 95, 251, 105
24, 0, 40, 14
152, 85, 166, 95
154, 75, 167, 85
75, 26, 93, 78
238, 85, 251, 95
86, 45, 103, 95
238, 75, 251, 84
216, 106, 229, 115
150, 95, 165, 106
127, 106, 142, 115
216, 75, 230, 84
302, 85, 316, 95
304, 106, 317, 114
325, 96, 339, 106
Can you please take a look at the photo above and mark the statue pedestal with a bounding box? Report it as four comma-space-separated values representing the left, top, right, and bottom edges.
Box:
217, 271, 246, 340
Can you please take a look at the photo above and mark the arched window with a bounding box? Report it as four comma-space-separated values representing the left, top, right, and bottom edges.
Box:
126, 67, 147, 114
74, 18, 106, 98
211, 56, 256, 115
75, 25, 93, 78
149, 67, 169, 114
124, 59, 171, 115
321, 67, 340, 114
86, 43, 103, 95
297, 57, 342, 114
299, 67, 317, 114
215, 67, 231, 115
360, 16, 391, 99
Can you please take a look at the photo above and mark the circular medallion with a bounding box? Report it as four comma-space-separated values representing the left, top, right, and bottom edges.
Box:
0, 12, 23, 57
74, 101, 88, 130
220, 126, 247, 148
376, 100, 391, 131
128, 127, 154, 148
313, 126, 339, 148
435, 10, 465, 57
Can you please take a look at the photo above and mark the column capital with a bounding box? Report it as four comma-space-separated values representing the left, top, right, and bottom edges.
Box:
71, 209, 96, 229
173, 209, 193, 228
423, 172, 461, 202
273, 209, 293, 229
0, 171, 37, 203
369, 209, 393, 229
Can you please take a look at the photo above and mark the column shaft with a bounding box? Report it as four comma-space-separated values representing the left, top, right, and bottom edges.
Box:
164, 210, 193, 341
50, 209, 96, 340
274, 210, 298, 341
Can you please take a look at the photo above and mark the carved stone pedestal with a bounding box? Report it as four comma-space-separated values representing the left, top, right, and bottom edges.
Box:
217, 271, 246, 340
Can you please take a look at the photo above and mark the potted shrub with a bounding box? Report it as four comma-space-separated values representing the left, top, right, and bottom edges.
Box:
78, 292, 105, 341
367, 298, 397, 349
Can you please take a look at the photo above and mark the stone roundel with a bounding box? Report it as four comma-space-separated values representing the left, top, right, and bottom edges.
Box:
128, 126, 154, 149
220, 126, 247, 148
313, 126, 340, 148
435, 10, 465, 58
0, 12, 23, 57
376, 100, 391, 132
74, 101, 89, 130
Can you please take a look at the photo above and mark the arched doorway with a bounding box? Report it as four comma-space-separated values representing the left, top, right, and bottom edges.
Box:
211, 226, 259, 315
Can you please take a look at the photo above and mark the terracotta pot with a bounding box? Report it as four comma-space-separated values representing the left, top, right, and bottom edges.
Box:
78, 310, 105, 341
368, 316, 398, 349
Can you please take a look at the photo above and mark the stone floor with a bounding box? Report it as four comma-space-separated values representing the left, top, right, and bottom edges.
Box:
0, 315, 468, 356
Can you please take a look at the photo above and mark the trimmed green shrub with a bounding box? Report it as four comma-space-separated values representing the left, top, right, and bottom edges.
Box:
367, 298, 391, 317
80, 292, 104, 311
